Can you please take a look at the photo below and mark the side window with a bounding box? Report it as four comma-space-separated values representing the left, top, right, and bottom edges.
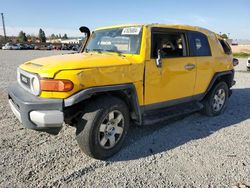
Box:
188, 32, 211, 56
151, 32, 187, 58
219, 39, 232, 54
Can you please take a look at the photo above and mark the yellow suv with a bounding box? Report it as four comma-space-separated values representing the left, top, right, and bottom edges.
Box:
8, 24, 236, 159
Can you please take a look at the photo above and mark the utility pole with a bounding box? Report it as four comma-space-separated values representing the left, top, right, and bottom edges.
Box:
1, 13, 7, 41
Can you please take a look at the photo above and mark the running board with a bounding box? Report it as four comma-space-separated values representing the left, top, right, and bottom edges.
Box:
142, 102, 204, 126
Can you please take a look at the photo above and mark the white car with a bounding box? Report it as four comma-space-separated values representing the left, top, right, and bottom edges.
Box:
2, 43, 20, 50
247, 57, 250, 71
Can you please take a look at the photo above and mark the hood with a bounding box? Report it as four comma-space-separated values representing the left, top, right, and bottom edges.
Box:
19, 52, 132, 78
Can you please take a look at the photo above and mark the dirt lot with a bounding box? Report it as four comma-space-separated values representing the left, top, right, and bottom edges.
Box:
231, 45, 250, 53
0, 50, 249, 188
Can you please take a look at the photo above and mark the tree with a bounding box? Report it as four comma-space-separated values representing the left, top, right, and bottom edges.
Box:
38, 28, 46, 43
62, 33, 68, 39
221, 33, 228, 39
27, 34, 36, 43
18, 31, 27, 42
50, 33, 56, 39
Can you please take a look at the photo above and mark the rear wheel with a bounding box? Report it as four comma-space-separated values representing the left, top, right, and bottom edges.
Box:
247, 67, 250, 71
202, 82, 229, 116
76, 96, 130, 159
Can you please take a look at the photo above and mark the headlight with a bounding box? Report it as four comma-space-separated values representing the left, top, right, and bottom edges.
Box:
31, 76, 40, 96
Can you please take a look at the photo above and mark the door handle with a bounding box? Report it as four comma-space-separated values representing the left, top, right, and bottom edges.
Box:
184, 64, 196, 70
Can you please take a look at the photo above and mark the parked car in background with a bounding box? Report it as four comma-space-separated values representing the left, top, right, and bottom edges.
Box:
25, 44, 35, 50
71, 44, 80, 51
34, 45, 52, 50
16, 43, 26, 50
2, 43, 20, 50
247, 57, 250, 71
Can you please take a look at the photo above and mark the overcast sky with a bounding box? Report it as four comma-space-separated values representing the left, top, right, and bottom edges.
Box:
1, 0, 250, 39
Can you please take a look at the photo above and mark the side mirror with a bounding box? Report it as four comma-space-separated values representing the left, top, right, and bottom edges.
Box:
156, 49, 162, 68
233, 58, 239, 66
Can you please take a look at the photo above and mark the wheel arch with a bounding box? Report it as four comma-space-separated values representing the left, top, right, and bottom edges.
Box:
64, 84, 142, 125
203, 70, 234, 99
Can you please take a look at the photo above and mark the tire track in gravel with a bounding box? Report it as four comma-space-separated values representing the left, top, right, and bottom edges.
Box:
44, 161, 113, 187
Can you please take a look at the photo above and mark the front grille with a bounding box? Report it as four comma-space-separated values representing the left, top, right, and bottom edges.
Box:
17, 68, 39, 95
20, 73, 31, 88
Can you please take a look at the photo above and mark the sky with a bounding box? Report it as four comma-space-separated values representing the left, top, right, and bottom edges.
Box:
0, 0, 250, 39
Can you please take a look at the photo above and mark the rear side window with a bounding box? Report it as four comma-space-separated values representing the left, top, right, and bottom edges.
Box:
219, 39, 232, 54
188, 32, 211, 56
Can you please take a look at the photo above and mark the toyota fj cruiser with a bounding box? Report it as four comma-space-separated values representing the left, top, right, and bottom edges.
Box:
8, 24, 236, 159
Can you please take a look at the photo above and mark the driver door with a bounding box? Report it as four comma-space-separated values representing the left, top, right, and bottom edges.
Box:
144, 28, 196, 109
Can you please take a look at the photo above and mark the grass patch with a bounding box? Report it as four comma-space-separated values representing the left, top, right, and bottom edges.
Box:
233, 52, 250, 58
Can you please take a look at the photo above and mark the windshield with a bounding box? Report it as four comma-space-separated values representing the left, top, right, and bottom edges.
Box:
85, 26, 143, 54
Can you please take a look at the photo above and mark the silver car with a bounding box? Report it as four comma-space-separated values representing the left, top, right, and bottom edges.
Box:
2, 43, 20, 50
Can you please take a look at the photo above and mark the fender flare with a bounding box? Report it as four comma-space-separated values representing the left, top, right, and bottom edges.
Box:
64, 84, 142, 124
203, 70, 234, 98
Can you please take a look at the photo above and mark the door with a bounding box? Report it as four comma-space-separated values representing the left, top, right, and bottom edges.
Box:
144, 28, 196, 109
187, 31, 214, 95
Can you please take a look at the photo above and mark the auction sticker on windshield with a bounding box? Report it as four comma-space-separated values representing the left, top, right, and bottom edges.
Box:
122, 27, 141, 35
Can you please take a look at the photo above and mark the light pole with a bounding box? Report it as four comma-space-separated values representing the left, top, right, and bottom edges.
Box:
1, 13, 7, 41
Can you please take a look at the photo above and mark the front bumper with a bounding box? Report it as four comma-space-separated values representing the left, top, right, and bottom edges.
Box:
8, 82, 64, 135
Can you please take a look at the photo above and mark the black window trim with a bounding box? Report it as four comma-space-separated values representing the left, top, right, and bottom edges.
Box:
218, 39, 232, 55
187, 31, 212, 57
150, 27, 190, 59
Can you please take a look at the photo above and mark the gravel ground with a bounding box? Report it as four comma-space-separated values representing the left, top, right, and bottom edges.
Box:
0, 50, 249, 188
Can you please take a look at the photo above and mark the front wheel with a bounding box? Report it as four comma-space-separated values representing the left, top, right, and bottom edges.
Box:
202, 82, 229, 116
76, 96, 130, 159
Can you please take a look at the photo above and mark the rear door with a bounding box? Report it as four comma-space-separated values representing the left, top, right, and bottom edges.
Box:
187, 31, 214, 95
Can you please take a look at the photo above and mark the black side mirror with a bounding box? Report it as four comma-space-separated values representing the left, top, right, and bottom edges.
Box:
233, 58, 239, 66
156, 49, 162, 68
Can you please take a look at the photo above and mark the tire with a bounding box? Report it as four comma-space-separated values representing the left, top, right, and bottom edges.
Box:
76, 96, 130, 159
247, 67, 250, 71
202, 81, 229, 116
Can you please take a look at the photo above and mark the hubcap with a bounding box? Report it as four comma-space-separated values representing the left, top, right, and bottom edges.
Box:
213, 88, 226, 112
98, 110, 124, 149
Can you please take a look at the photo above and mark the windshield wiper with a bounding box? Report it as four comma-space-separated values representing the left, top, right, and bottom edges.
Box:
104, 49, 123, 56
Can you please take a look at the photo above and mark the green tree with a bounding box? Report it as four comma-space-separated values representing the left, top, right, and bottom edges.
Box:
62, 33, 68, 39
50, 33, 56, 39
221, 33, 228, 39
18, 31, 27, 42
38, 28, 46, 43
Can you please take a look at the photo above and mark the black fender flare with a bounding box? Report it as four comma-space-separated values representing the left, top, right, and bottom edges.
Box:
203, 70, 234, 99
64, 84, 142, 124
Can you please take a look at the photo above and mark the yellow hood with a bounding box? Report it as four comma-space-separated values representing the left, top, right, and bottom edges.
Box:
20, 52, 132, 78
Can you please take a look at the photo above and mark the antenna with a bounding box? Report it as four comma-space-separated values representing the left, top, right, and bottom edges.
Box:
1, 13, 7, 41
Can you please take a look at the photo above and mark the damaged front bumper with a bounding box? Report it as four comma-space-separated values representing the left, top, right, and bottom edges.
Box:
8, 82, 64, 135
